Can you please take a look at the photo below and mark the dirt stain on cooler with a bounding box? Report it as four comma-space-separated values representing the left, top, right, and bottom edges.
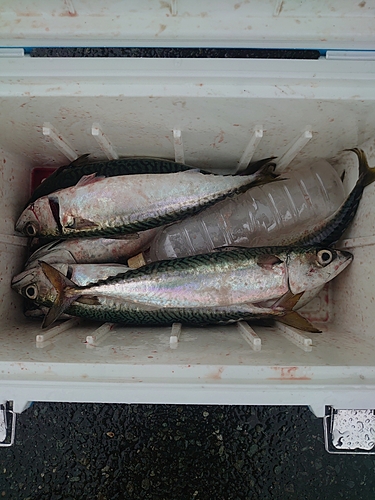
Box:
59, 11, 78, 17
160, 1, 171, 13
156, 24, 167, 36
268, 366, 311, 380
59, 4, 78, 16
211, 130, 225, 148
16, 11, 41, 17
206, 366, 224, 380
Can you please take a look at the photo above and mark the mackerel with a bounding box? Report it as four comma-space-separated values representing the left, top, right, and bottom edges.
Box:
16, 162, 277, 239
11, 261, 310, 328
38, 246, 353, 330
28, 155, 275, 204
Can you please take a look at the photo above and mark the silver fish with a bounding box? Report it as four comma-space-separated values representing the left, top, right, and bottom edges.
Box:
15, 163, 277, 239
12, 263, 294, 325
11, 262, 304, 328
39, 246, 353, 330
12, 263, 300, 325
24, 230, 159, 269
27, 154, 275, 205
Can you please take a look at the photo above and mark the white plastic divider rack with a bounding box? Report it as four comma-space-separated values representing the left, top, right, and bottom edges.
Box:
1, 4, 375, 449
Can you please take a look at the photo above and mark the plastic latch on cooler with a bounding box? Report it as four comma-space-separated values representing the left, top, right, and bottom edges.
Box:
0, 401, 16, 447
0, 48, 24, 58
324, 406, 375, 454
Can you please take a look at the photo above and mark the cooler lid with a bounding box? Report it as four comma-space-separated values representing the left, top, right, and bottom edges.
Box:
1, 0, 375, 50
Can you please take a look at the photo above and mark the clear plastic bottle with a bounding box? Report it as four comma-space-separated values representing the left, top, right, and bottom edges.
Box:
147, 159, 346, 261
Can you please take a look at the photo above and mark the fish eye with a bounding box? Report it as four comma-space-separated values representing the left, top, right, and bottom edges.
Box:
24, 285, 38, 300
317, 249, 334, 266
25, 222, 37, 237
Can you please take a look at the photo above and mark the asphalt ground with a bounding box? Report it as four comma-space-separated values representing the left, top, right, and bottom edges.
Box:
1, 403, 374, 499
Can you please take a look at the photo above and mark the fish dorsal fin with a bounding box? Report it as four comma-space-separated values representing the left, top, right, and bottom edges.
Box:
53, 154, 91, 178
75, 173, 105, 188
70, 154, 91, 167
278, 311, 321, 333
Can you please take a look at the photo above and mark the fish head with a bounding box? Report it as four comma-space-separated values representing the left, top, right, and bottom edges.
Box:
287, 247, 353, 294
15, 197, 60, 238
11, 265, 64, 307
25, 243, 76, 270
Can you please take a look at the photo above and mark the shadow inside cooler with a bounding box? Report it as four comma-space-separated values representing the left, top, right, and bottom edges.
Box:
1, 59, 375, 414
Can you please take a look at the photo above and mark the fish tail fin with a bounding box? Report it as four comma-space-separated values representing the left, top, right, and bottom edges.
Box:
241, 159, 286, 191
273, 291, 321, 333
39, 261, 81, 329
346, 148, 375, 188
240, 156, 277, 176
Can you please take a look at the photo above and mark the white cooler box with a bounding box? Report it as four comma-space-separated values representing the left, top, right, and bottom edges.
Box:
1, 1, 375, 431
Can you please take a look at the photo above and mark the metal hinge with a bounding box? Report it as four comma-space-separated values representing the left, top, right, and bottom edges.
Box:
0, 48, 24, 58
324, 406, 375, 454
0, 402, 16, 447
326, 50, 375, 61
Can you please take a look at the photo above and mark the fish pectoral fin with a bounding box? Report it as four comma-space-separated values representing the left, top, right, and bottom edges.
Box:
256, 254, 283, 269
277, 311, 321, 333
39, 260, 77, 289
39, 261, 81, 329
211, 250, 285, 269
77, 295, 160, 311
67, 217, 99, 230
272, 290, 304, 310
117, 299, 161, 311
76, 296, 101, 306
75, 173, 105, 187
121, 299, 161, 311
239, 303, 284, 316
